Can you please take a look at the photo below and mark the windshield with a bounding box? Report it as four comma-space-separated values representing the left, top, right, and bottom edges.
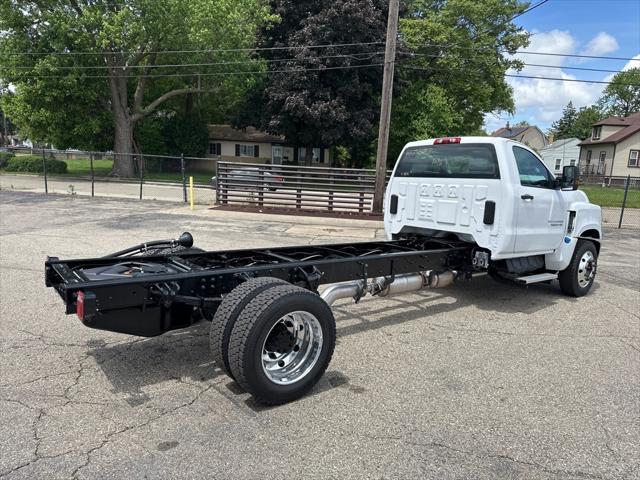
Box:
395, 144, 500, 179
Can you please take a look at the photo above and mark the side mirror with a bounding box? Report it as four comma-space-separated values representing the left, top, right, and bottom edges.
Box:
561, 165, 578, 190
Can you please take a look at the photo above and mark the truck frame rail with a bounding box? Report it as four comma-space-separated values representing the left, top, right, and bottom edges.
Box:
45, 235, 473, 336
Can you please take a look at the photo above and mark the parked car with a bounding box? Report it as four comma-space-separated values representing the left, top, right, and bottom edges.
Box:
212, 167, 284, 191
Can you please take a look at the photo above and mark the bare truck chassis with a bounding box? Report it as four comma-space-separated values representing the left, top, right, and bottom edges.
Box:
45, 232, 484, 404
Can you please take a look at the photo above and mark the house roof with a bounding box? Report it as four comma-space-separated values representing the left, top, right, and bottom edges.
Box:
540, 138, 580, 151
208, 124, 284, 144
578, 113, 640, 146
593, 112, 640, 126
491, 126, 529, 138
491, 125, 548, 146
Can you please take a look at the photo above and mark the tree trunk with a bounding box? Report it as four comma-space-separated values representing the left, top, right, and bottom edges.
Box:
113, 112, 136, 177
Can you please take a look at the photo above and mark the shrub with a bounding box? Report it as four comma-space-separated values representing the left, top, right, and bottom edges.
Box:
4, 155, 68, 174
0, 151, 16, 168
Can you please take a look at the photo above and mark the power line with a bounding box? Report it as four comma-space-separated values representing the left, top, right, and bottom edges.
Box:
399, 65, 640, 86
6, 61, 637, 86
3, 41, 386, 57
0, 52, 385, 70
2, 62, 386, 80
513, 51, 639, 61
509, 0, 551, 21
398, 52, 626, 74
4, 40, 638, 63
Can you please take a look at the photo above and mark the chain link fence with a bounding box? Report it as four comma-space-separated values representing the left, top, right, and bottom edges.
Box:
1, 146, 639, 228
579, 175, 639, 228
0, 147, 217, 205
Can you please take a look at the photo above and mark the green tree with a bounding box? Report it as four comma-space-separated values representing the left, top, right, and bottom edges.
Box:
0, 0, 273, 176
549, 101, 577, 140
549, 103, 603, 141
388, 0, 530, 162
572, 106, 602, 140
597, 68, 640, 117
236, 0, 388, 166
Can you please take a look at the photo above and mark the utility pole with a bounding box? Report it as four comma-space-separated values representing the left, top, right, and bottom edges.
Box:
2, 110, 7, 147
372, 0, 399, 213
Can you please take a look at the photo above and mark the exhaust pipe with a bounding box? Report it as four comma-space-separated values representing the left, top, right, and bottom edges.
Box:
320, 270, 456, 306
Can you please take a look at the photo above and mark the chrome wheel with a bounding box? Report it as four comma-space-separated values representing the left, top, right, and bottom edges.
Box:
577, 250, 596, 288
262, 311, 323, 385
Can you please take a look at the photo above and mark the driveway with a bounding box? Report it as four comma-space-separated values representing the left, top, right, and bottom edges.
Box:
0, 191, 638, 479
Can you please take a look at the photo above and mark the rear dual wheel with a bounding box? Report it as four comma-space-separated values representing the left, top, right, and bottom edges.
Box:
210, 280, 336, 405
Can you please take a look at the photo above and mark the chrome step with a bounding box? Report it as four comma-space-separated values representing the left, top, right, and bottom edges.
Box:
515, 272, 558, 284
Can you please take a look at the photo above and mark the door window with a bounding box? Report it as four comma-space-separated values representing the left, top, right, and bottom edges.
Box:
272, 145, 283, 165
513, 146, 553, 188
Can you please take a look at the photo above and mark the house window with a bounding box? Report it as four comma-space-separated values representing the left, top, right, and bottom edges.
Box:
570, 160, 576, 166
592, 126, 601, 140
239, 145, 255, 157
629, 150, 639, 167
586, 150, 592, 163
597, 151, 606, 174
311, 148, 321, 164
209, 142, 221, 155
554, 159, 562, 170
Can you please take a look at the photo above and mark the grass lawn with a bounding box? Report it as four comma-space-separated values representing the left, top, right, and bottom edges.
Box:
580, 185, 640, 209
63, 158, 213, 185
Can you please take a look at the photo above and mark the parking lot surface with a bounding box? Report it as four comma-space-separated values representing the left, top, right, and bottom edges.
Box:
0, 191, 638, 480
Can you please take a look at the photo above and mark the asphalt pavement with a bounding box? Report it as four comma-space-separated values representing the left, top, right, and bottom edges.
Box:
0, 191, 638, 479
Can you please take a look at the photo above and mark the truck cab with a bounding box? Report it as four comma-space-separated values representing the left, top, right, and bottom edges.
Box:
385, 136, 602, 296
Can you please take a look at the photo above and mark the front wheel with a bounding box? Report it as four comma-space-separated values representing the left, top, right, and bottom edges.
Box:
558, 240, 598, 297
227, 285, 336, 405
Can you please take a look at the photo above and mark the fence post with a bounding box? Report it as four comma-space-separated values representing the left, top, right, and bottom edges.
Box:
90, 153, 95, 197
296, 189, 302, 209
618, 175, 631, 229
137, 155, 143, 200
42, 148, 48, 194
328, 190, 334, 211
359, 191, 365, 213
215, 162, 220, 205
181, 153, 187, 203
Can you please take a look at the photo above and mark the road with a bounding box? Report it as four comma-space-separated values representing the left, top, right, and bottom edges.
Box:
0, 191, 638, 479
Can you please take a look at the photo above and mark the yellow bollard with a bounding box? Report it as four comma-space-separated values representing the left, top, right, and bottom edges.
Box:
189, 176, 194, 210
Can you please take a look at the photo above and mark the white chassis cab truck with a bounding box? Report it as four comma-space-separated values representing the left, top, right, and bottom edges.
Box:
385, 136, 602, 297
45, 136, 601, 404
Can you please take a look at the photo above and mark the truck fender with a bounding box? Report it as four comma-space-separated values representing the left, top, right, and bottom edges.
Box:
544, 214, 601, 272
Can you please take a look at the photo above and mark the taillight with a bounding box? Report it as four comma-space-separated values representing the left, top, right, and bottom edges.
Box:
76, 291, 85, 320
276, 176, 284, 182
434, 137, 461, 144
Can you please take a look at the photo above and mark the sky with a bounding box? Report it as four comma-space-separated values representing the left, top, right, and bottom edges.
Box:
483, 0, 640, 134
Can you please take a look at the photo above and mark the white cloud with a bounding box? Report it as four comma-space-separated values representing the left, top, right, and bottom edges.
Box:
484, 30, 623, 131
579, 32, 619, 57
622, 54, 640, 71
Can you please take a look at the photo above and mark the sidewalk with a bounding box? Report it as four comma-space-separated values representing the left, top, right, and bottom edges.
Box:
0, 173, 215, 204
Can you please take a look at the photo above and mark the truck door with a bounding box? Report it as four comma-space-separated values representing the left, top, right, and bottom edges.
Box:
512, 146, 565, 254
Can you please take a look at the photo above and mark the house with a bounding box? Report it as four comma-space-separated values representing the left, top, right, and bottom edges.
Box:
491, 122, 549, 151
577, 113, 640, 177
206, 124, 332, 166
539, 138, 581, 175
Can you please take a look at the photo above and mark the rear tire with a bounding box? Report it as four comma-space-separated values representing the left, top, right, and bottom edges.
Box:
558, 240, 598, 297
209, 277, 288, 378
227, 285, 336, 405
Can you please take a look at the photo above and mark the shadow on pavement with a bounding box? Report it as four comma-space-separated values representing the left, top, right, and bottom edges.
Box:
86, 322, 221, 406
85, 275, 579, 408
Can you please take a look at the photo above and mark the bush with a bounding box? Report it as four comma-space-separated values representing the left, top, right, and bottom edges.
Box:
0, 151, 16, 168
4, 155, 68, 174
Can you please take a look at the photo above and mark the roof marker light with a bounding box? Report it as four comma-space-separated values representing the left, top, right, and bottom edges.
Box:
434, 137, 462, 144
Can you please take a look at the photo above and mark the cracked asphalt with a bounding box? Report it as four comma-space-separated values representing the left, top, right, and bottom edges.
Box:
0, 191, 638, 480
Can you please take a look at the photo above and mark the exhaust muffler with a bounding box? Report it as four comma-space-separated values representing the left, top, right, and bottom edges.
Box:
321, 270, 457, 306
